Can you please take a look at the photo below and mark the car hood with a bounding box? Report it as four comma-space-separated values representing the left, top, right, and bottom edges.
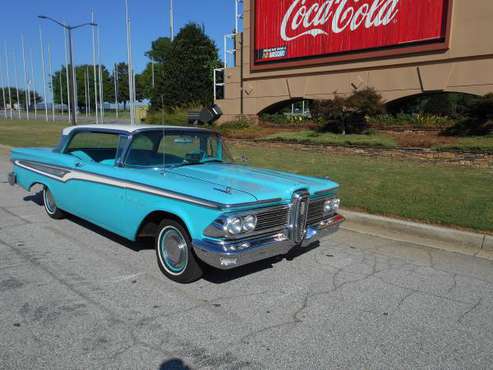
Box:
168, 163, 339, 202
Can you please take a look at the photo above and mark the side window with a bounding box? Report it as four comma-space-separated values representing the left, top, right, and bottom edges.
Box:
65, 132, 121, 164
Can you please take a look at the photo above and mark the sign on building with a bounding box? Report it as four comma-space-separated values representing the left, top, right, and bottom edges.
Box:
253, 0, 452, 70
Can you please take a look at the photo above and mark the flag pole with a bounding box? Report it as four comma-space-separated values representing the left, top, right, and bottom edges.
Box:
47, 43, 55, 121
39, 27, 49, 121
21, 35, 30, 119
13, 51, 22, 119
29, 49, 37, 120
4, 42, 13, 119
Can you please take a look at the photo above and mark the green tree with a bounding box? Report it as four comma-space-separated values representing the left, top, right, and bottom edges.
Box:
0, 88, 42, 108
52, 65, 113, 112
148, 23, 221, 111
110, 62, 144, 110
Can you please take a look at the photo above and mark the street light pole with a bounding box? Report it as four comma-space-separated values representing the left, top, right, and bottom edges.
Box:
38, 16, 97, 126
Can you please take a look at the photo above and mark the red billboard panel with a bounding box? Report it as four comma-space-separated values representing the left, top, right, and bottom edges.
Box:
253, 0, 451, 69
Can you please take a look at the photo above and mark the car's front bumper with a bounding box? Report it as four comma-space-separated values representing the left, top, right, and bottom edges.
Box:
193, 214, 345, 270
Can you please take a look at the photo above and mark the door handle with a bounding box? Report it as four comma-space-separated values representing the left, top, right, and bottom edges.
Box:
74, 162, 85, 168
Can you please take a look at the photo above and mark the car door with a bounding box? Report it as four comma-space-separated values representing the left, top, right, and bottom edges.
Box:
61, 130, 126, 235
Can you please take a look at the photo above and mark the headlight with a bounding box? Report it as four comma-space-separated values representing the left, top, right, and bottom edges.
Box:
323, 198, 341, 214
242, 215, 257, 232
206, 214, 259, 239
225, 217, 243, 235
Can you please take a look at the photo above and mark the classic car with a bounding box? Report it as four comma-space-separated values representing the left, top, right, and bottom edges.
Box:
8, 124, 344, 283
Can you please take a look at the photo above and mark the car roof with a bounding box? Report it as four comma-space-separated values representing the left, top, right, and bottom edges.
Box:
62, 124, 215, 136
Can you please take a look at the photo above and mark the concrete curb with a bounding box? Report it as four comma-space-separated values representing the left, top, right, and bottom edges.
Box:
339, 209, 493, 258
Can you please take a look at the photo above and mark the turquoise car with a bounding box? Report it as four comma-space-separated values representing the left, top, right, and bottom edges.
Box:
8, 124, 344, 283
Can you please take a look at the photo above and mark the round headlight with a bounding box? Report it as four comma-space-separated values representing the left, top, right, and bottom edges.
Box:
323, 200, 333, 214
324, 198, 341, 214
331, 198, 341, 211
226, 217, 243, 235
242, 215, 257, 232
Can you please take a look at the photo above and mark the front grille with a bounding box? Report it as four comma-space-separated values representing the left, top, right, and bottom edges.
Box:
289, 190, 310, 244
255, 205, 289, 232
307, 198, 326, 226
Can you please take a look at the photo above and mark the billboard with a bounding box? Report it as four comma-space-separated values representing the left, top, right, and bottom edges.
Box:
252, 0, 452, 71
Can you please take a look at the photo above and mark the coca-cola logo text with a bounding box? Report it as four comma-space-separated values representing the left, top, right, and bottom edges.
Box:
281, 0, 400, 41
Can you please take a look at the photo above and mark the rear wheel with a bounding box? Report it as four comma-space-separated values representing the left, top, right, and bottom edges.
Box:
155, 219, 203, 283
43, 186, 65, 220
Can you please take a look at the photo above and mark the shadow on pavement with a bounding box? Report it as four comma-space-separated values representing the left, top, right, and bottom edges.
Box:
159, 358, 192, 370
202, 241, 320, 284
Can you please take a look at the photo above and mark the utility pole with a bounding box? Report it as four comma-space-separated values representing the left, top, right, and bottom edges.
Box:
39, 15, 97, 126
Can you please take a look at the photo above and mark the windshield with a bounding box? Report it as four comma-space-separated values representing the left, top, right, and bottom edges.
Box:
125, 129, 234, 168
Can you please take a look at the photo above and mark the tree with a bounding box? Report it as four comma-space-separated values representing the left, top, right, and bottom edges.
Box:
0, 88, 42, 108
110, 62, 144, 111
52, 65, 113, 112
147, 23, 221, 111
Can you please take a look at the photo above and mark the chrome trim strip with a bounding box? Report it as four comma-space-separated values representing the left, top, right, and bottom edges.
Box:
13, 160, 281, 210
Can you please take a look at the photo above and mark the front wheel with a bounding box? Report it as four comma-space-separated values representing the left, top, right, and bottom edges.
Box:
155, 220, 203, 283
43, 186, 65, 220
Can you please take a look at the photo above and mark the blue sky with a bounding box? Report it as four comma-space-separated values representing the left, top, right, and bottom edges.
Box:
0, 0, 239, 94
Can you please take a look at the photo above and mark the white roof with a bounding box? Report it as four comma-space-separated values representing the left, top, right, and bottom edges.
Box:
62, 124, 212, 136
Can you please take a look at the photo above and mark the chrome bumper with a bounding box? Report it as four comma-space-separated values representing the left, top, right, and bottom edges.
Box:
193, 214, 345, 270
7, 172, 16, 186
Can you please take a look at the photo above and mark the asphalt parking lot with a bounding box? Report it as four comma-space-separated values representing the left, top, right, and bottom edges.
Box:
1, 150, 493, 369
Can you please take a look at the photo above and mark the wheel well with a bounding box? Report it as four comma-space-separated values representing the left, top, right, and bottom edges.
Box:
29, 182, 46, 192
136, 211, 189, 240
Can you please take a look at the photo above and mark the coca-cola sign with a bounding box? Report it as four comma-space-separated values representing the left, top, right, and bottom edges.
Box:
253, 0, 451, 69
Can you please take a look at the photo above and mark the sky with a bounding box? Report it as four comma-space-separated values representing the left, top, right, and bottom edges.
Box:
0, 0, 239, 96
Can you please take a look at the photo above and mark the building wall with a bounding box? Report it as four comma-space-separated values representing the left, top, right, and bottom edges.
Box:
217, 0, 493, 122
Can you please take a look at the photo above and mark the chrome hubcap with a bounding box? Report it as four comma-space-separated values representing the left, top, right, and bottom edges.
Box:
44, 188, 56, 214
158, 227, 188, 275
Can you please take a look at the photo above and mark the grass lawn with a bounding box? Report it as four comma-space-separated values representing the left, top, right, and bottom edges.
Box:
1, 119, 491, 232
0, 120, 69, 147
434, 135, 493, 153
230, 142, 493, 233
262, 130, 398, 149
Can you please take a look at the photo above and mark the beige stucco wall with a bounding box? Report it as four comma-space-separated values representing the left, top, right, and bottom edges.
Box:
217, 0, 493, 122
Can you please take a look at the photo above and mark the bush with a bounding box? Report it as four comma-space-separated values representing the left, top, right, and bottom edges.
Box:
217, 116, 254, 136
346, 88, 385, 117
311, 88, 384, 134
143, 109, 189, 125
368, 113, 455, 129
259, 113, 313, 127
444, 94, 493, 136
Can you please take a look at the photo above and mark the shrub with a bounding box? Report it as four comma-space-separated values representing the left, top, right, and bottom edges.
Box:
423, 94, 454, 116
259, 113, 313, 127
311, 89, 384, 134
346, 88, 385, 117
143, 108, 190, 125
444, 94, 493, 136
368, 113, 455, 129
